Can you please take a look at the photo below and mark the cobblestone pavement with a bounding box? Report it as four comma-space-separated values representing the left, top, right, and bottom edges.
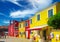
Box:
0, 36, 30, 42
0, 36, 46, 42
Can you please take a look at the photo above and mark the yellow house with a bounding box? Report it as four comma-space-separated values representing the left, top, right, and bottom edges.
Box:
19, 21, 26, 38
26, 2, 60, 42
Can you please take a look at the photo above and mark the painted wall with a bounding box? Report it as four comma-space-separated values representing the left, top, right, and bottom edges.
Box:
28, 3, 57, 40
29, 4, 56, 28
13, 20, 19, 37
56, 2, 60, 13
18, 2, 60, 42
51, 30, 60, 42
8, 20, 19, 37
25, 20, 30, 39
19, 21, 26, 38
8, 24, 14, 36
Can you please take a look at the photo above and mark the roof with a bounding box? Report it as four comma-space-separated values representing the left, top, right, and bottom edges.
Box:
0, 26, 8, 29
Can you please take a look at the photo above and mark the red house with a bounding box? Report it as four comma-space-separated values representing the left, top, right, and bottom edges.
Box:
25, 20, 30, 39
8, 24, 14, 36
13, 20, 19, 37
8, 20, 19, 37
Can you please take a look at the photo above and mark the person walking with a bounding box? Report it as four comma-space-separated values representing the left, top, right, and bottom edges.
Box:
5, 33, 6, 39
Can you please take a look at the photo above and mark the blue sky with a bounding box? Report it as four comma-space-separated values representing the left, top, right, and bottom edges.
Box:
0, 0, 60, 26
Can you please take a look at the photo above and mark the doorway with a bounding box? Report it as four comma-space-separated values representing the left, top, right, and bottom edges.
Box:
43, 30, 46, 40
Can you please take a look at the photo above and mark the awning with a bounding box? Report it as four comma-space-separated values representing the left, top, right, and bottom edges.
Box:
26, 24, 48, 31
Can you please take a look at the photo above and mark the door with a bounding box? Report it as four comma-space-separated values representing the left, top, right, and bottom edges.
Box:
43, 30, 46, 40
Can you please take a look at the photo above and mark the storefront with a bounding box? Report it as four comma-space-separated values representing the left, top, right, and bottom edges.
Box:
0, 26, 8, 38
50, 29, 60, 42
26, 26, 51, 42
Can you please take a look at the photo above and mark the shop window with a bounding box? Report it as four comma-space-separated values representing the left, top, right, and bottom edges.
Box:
48, 9, 53, 18
37, 14, 40, 21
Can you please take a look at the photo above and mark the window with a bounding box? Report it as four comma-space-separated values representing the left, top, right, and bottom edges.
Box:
25, 22, 28, 26
30, 19, 32, 24
48, 9, 53, 18
20, 24, 21, 28
37, 14, 40, 21
14, 26, 18, 29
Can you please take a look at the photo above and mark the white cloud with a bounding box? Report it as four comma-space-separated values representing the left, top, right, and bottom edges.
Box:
1, 0, 25, 8
10, 0, 53, 18
8, 0, 23, 7
10, 9, 37, 18
3, 20, 10, 24
28, 0, 52, 9
3, 20, 13, 24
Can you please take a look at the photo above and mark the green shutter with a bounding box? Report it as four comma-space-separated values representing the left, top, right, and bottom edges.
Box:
37, 14, 40, 21
48, 9, 53, 18
30, 19, 32, 24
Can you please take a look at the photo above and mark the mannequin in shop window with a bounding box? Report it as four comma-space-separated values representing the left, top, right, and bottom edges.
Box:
48, 32, 54, 41
33, 31, 41, 42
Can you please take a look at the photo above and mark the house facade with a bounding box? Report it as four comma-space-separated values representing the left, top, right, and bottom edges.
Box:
8, 20, 19, 37
19, 21, 26, 38
18, 2, 60, 42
